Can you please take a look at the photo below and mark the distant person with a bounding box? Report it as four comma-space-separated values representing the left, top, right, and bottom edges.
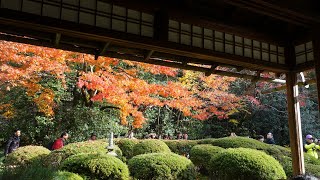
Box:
88, 133, 97, 141
230, 132, 237, 137
183, 133, 188, 140
266, 132, 275, 144
128, 131, 136, 139
256, 135, 264, 142
52, 132, 69, 150
304, 134, 320, 159
4, 129, 21, 156
163, 134, 169, 140
177, 132, 183, 140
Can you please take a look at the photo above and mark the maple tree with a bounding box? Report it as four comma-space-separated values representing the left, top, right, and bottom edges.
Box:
0, 40, 242, 129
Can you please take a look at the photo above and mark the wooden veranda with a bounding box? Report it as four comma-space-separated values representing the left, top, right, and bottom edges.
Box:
1, 0, 320, 175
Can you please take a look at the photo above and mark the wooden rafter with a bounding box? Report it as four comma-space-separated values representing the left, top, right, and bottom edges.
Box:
0, 15, 290, 73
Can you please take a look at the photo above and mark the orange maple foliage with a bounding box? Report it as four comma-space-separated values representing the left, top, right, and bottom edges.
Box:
0, 40, 242, 128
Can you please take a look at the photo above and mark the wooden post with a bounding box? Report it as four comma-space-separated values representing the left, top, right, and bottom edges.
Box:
312, 36, 320, 118
285, 43, 305, 175
153, 9, 168, 41
286, 71, 305, 175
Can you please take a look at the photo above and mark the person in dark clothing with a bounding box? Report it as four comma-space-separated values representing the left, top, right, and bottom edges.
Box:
88, 133, 97, 141
4, 129, 21, 156
52, 132, 69, 150
266, 132, 275, 144
256, 135, 265, 142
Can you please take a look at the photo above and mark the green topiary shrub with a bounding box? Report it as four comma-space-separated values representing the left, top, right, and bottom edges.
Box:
1, 160, 56, 180
4, 145, 50, 167
209, 148, 286, 180
132, 140, 171, 156
197, 138, 216, 145
163, 140, 198, 156
44, 140, 122, 168
61, 153, 129, 180
263, 145, 291, 161
209, 137, 269, 150
115, 138, 139, 159
53, 171, 83, 180
128, 153, 196, 180
271, 152, 320, 178
280, 156, 293, 178
305, 163, 320, 178
190, 144, 224, 173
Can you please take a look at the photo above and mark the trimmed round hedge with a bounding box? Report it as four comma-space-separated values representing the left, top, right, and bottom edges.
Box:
61, 153, 129, 180
197, 138, 216, 145
128, 153, 196, 180
116, 138, 139, 158
44, 140, 122, 168
209, 148, 286, 180
190, 144, 224, 172
208, 137, 269, 150
132, 140, 171, 156
305, 163, 320, 178
53, 171, 83, 180
163, 140, 199, 156
4, 145, 50, 167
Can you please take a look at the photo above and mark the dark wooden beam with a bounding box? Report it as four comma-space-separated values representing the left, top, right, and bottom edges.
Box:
312, 30, 320, 122
293, 61, 315, 73
223, 0, 320, 27
262, 79, 316, 94
0, 30, 289, 85
0, 12, 290, 73
154, 9, 169, 41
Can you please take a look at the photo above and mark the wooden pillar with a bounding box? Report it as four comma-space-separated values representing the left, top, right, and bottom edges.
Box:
153, 9, 169, 41
285, 43, 305, 175
286, 72, 305, 175
312, 36, 320, 118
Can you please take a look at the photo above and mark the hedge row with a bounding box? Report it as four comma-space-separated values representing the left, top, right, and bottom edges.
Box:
5, 137, 320, 179
163, 140, 199, 156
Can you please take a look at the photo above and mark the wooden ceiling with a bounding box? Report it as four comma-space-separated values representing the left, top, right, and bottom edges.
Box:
0, 0, 318, 77
107, 0, 319, 43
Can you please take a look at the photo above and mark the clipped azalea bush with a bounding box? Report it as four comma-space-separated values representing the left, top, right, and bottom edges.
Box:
115, 138, 139, 158
305, 163, 320, 178
197, 138, 216, 145
44, 140, 122, 168
209, 137, 269, 150
280, 156, 293, 177
128, 153, 196, 180
53, 171, 83, 180
163, 140, 198, 156
61, 153, 129, 180
4, 145, 50, 167
209, 148, 286, 180
190, 144, 224, 173
132, 140, 171, 156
